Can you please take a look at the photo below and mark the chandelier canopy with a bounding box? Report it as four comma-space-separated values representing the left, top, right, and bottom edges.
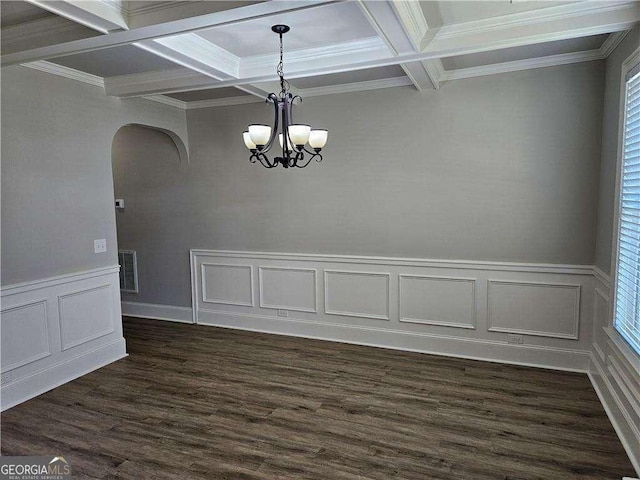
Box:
243, 25, 328, 169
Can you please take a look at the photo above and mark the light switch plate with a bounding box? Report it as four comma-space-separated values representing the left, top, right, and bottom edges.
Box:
94, 239, 107, 253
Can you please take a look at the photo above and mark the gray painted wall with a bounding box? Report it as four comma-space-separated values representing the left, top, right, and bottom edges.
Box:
594, 27, 640, 274
112, 126, 191, 306
1, 65, 187, 286
111, 62, 605, 307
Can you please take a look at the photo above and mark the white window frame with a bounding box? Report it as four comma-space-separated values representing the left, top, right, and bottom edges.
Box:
610, 44, 640, 366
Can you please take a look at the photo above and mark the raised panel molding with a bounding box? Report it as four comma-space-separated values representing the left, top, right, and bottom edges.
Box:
58, 284, 115, 351
399, 275, 476, 329
487, 280, 581, 340
201, 263, 254, 307
324, 270, 390, 320
259, 267, 317, 313
1, 300, 51, 371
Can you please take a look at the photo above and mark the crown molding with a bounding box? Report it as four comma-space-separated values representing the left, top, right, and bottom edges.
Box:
185, 95, 262, 110
441, 49, 604, 82
21, 60, 104, 87
142, 94, 187, 109
301, 76, 414, 98
600, 30, 630, 58
182, 77, 414, 110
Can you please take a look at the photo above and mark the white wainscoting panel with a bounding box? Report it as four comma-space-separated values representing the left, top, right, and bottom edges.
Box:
488, 280, 581, 339
191, 250, 595, 372
1, 300, 51, 370
589, 269, 640, 475
0, 266, 126, 411
399, 275, 476, 329
58, 285, 114, 350
259, 267, 317, 313
201, 263, 253, 307
325, 270, 390, 320
593, 288, 609, 362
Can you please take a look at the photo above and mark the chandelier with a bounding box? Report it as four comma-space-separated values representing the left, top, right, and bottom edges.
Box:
242, 25, 328, 169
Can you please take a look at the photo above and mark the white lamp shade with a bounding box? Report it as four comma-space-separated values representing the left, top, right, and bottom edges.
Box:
279, 133, 294, 151
248, 124, 271, 146
243, 131, 256, 150
309, 129, 328, 149
288, 124, 311, 146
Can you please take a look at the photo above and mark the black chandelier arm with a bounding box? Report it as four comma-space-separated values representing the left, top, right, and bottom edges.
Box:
301, 145, 324, 163
249, 151, 278, 168
259, 94, 281, 154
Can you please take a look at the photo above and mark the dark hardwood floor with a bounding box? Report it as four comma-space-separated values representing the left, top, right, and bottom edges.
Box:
1, 317, 635, 479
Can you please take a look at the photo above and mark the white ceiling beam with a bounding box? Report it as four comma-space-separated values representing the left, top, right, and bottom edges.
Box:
26, 0, 128, 33
358, 0, 432, 91
31, 0, 639, 99
395, 0, 446, 90
1, 0, 339, 66
136, 34, 275, 100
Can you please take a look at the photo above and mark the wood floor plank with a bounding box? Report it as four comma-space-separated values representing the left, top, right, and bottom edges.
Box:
1, 317, 635, 479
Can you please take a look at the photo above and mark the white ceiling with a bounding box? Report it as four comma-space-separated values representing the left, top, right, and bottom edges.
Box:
1, 0, 638, 109
420, 1, 575, 26
51, 45, 183, 77
196, 2, 377, 58
291, 65, 407, 89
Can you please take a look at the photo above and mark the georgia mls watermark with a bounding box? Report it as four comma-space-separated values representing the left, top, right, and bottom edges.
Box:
0, 456, 71, 480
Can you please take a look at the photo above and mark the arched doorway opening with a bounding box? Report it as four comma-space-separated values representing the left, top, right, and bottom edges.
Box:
112, 124, 194, 321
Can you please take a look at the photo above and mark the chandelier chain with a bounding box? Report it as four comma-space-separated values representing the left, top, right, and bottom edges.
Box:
277, 33, 290, 96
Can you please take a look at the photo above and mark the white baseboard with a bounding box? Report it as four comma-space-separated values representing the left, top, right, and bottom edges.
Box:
1, 339, 126, 411
121, 301, 193, 323
589, 354, 640, 476
196, 309, 590, 372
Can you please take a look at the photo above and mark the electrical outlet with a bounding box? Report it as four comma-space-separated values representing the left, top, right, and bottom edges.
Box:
1, 372, 12, 385
507, 333, 524, 345
94, 238, 107, 253
277, 309, 288, 317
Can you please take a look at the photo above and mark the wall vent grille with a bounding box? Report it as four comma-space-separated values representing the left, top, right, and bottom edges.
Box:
118, 250, 138, 293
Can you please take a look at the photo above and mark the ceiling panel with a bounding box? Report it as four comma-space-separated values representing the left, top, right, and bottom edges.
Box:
441, 34, 608, 71
1, 1, 53, 27
196, 2, 377, 57
290, 65, 407, 90
419, 1, 574, 26
166, 87, 251, 102
50, 45, 183, 77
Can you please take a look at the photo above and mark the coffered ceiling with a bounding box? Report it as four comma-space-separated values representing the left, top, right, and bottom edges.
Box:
1, 0, 638, 110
